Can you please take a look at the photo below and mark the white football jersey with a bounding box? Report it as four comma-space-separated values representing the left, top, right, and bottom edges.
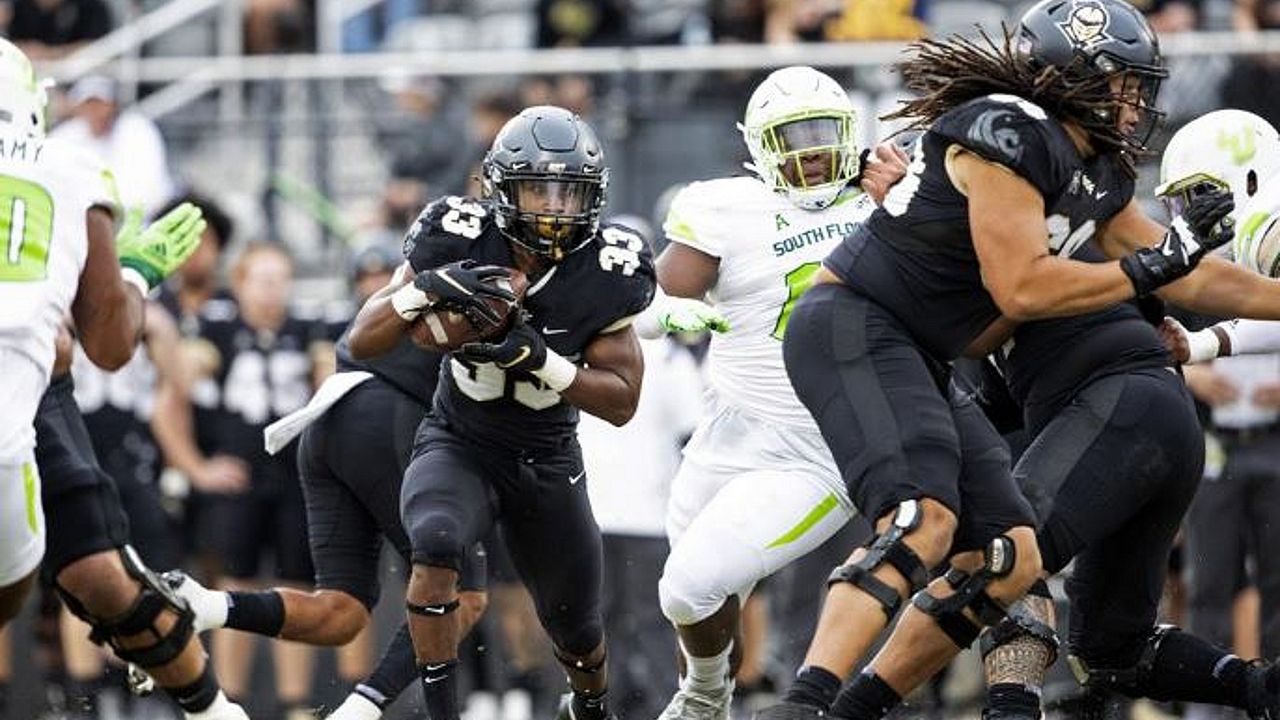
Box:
0, 128, 113, 458
664, 176, 875, 427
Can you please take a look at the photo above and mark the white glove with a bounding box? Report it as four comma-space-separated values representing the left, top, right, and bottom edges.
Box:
165, 570, 229, 633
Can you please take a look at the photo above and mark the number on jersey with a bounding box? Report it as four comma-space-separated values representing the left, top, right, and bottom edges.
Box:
0, 176, 53, 281
772, 261, 822, 340
598, 226, 643, 276
440, 197, 486, 239
450, 358, 561, 410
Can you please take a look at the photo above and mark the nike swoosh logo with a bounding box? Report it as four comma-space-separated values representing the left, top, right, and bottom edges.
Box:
419, 606, 448, 615
424, 662, 451, 671
424, 675, 449, 684
569, 470, 585, 485
543, 326, 569, 335
501, 347, 532, 368
1095, 190, 1108, 199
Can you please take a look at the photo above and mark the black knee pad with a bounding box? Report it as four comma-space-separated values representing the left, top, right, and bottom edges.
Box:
1066, 624, 1175, 699
406, 511, 467, 572
978, 580, 1060, 665
913, 534, 1017, 649
56, 546, 195, 669
547, 616, 604, 664
827, 500, 930, 620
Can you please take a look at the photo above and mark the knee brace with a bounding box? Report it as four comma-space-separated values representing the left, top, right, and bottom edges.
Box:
56, 546, 195, 669
1066, 624, 1175, 698
827, 500, 929, 620
979, 579, 1060, 665
912, 534, 1016, 649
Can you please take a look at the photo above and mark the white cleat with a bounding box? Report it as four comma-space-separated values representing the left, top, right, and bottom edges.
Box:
657, 681, 736, 720
164, 570, 229, 633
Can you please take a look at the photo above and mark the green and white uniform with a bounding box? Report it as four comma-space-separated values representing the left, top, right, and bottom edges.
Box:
0, 127, 112, 584
658, 176, 870, 625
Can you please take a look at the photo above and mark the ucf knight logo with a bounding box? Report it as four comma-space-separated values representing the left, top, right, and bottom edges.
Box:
1058, 0, 1113, 48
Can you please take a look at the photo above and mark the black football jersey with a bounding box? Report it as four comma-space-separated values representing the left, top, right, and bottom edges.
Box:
403, 195, 656, 451
336, 330, 445, 407
824, 94, 1134, 361
998, 242, 1170, 435
198, 311, 321, 481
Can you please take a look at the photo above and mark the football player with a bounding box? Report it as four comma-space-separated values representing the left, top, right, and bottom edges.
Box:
1158, 111, 1280, 363
347, 105, 655, 720
169, 256, 491, 720
756, 0, 1272, 717
636, 66, 903, 720
0, 38, 253, 720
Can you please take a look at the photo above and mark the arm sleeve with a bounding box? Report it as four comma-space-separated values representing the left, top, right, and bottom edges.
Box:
1220, 319, 1280, 356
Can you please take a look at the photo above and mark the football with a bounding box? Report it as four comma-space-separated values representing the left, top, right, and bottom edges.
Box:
407, 267, 528, 352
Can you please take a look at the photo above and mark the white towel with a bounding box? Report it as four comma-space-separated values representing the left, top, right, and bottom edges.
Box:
263, 371, 374, 455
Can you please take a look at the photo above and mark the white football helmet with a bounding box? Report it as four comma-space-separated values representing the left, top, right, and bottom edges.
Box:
1156, 109, 1280, 229
739, 66, 860, 210
0, 38, 48, 138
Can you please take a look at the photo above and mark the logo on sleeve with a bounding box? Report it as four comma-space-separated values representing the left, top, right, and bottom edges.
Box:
968, 109, 1025, 164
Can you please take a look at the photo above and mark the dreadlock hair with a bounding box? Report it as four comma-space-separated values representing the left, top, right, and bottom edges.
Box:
884, 26, 1136, 158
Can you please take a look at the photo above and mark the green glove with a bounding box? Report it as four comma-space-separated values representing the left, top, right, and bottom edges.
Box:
656, 297, 730, 334
116, 202, 207, 292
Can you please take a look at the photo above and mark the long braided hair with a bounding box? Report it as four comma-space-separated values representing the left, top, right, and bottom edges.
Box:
883, 27, 1135, 156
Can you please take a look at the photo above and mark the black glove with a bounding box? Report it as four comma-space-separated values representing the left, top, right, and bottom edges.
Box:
415, 259, 516, 329
1120, 184, 1235, 296
460, 314, 547, 372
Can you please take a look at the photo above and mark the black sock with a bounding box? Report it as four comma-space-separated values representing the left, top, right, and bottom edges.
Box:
357, 624, 417, 709
225, 589, 286, 637
168, 663, 222, 714
830, 672, 902, 720
988, 683, 1042, 719
570, 688, 609, 720
64, 676, 102, 714
419, 659, 461, 720
785, 665, 844, 711
0, 680, 8, 714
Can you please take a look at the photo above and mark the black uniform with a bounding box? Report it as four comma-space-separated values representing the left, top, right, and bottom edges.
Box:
784, 94, 1128, 542
196, 310, 320, 582
72, 345, 180, 570
36, 374, 131, 582
997, 262, 1202, 670
399, 195, 654, 655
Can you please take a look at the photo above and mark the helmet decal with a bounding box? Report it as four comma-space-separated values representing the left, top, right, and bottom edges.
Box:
1057, 1, 1113, 49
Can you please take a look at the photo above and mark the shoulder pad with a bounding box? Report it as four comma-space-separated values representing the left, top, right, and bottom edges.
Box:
931, 94, 1073, 197
664, 178, 761, 257
589, 223, 657, 324
402, 195, 495, 272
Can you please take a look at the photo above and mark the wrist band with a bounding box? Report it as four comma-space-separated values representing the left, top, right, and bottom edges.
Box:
1186, 329, 1221, 364
533, 350, 578, 392
121, 267, 151, 297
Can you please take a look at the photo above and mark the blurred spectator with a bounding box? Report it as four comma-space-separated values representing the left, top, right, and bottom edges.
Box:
190, 242, 323, 719
464, 90, 523, 196
1222, 0, 1280, 127
376, 72, 471, 197
555, 73, 596, 118
709, 0, 796, 42
244, 0, 313, 53
50, 75, 175, 216
342, 0, 423, 52
0, 0, 111, 60
581, 333, 703, 720
784, 0, 927, 41
629, 0, 705, 44
536, 0, 628, 46
1131, 0, 1203, 31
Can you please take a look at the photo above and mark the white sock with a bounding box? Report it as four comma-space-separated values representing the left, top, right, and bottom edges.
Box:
328, 692, 383, 720
682, 639, 733, 695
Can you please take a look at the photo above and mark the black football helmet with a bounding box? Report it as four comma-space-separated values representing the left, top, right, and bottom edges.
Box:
1017, 0, 1168, 150
481, 105, 608, 262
